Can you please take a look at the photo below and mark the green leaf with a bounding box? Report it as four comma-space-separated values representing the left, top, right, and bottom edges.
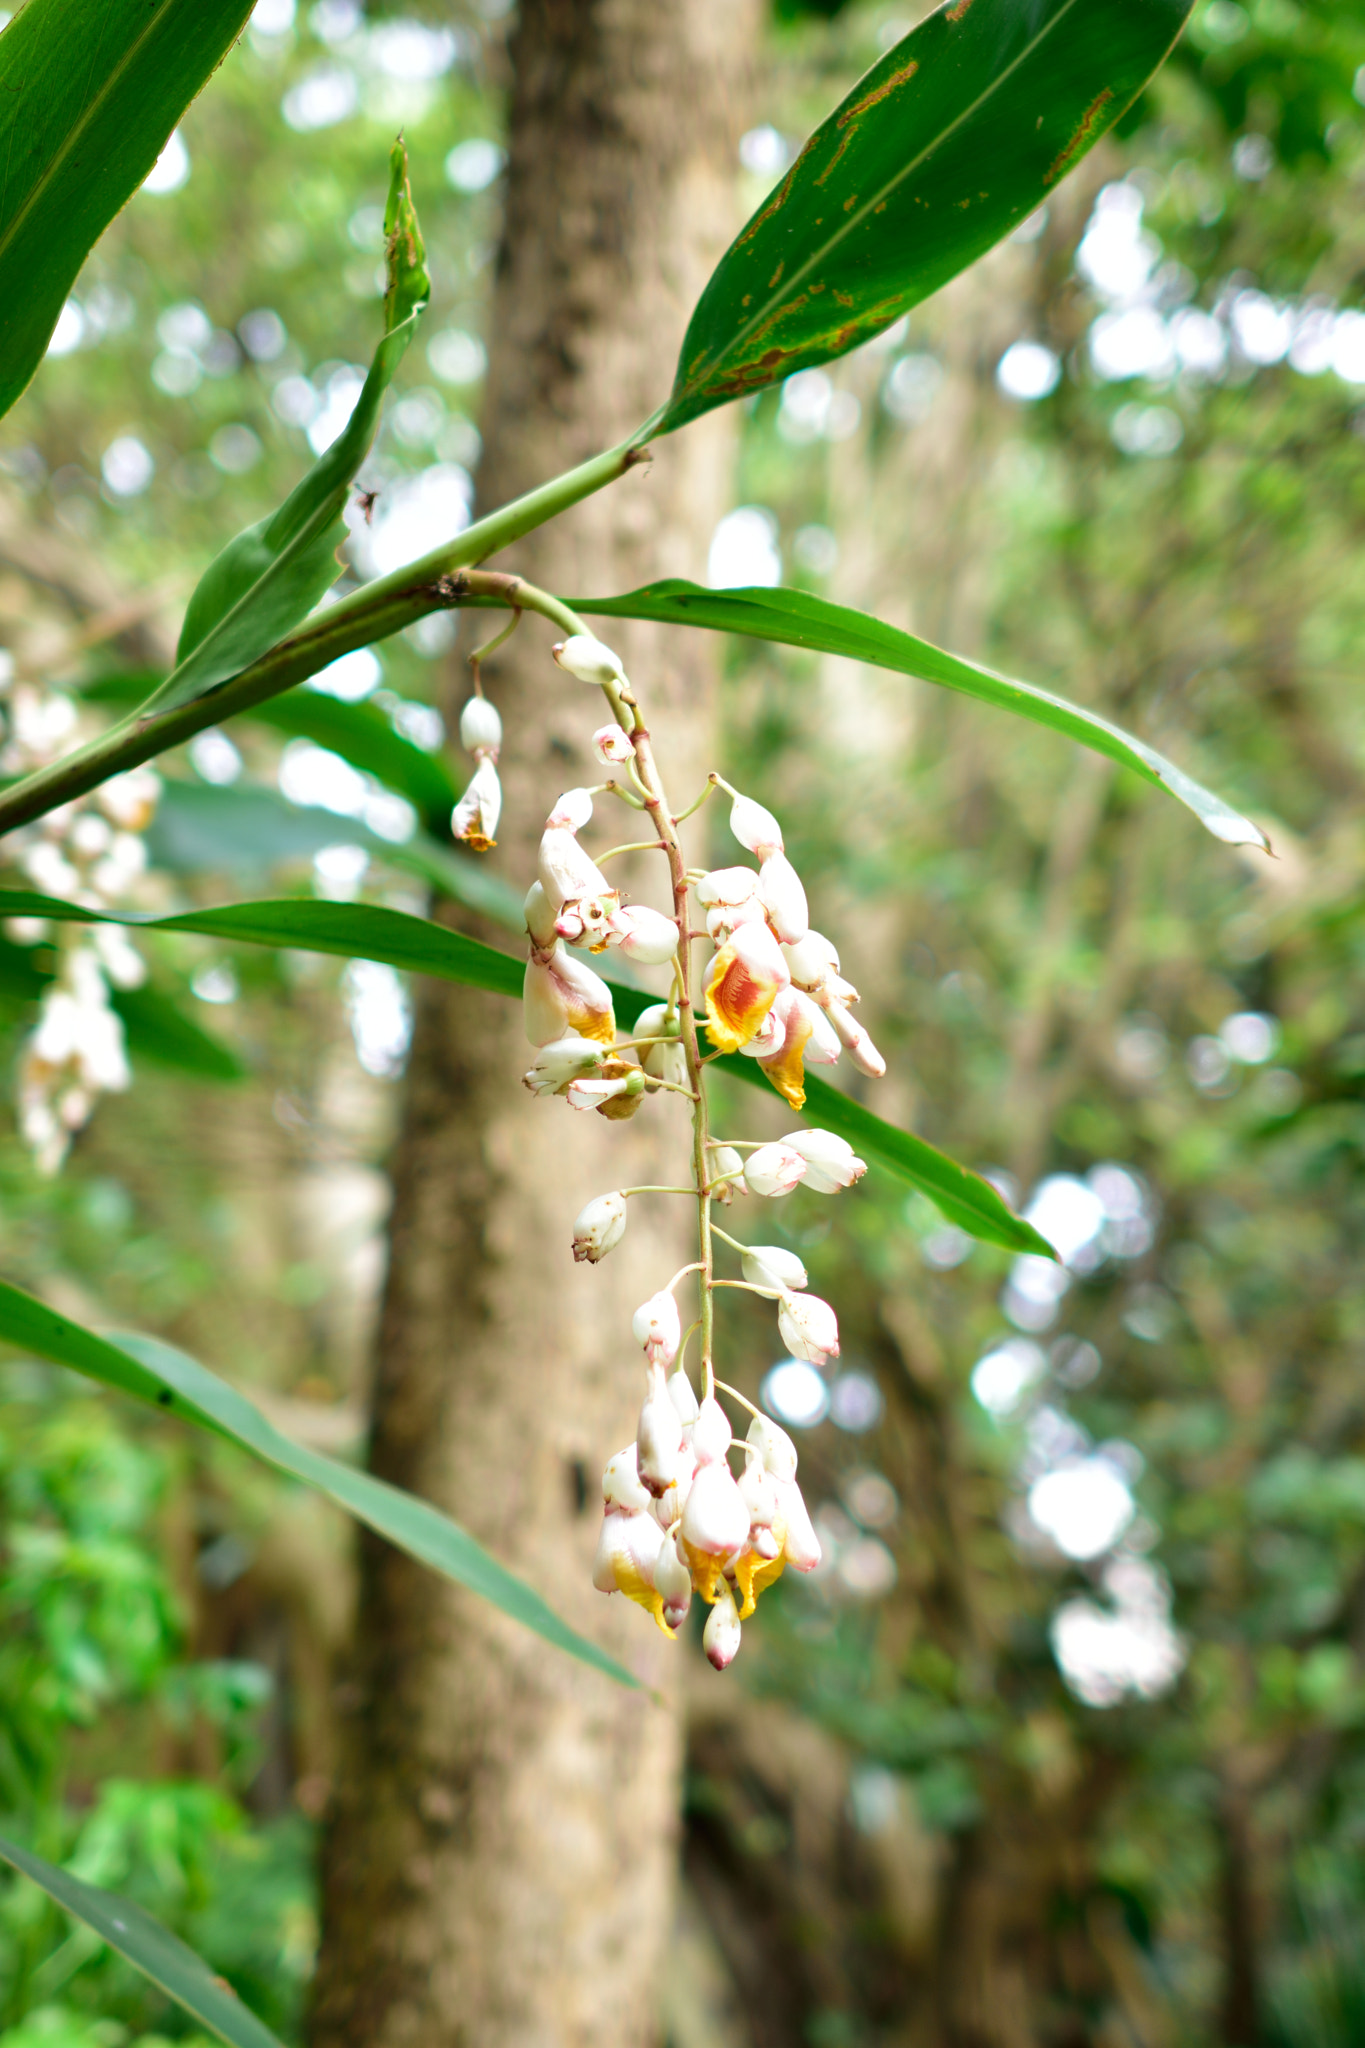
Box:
141, 142, 431, 719
0, 1276, 638, 1687
574, 582, 1267, 849
0, 1834, 285, 2048
652, 0, 1193, 435
0, 889, 1043, 1252
0, 0, 255, 423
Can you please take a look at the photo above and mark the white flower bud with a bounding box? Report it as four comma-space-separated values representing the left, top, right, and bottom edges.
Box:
452, 757, 501, 850
637, 1361, 688, 1496
709, 1145, 747, 1200
703, 1581, 743, 1669
632, 1289, 681, 1370
747, 1412, 798, 1483
603, 1442, 653, 1513
739, 1459, 785, 1560
552, 634, 628, 687
705, 895, 767, 945
592, 723, 634, 765
681, 1459, 750, 1559
741, 1245, 808, 1293
666, 1365, 700, 1426
776, 1475, 822, 1571
696, 866, 760, 908
524, 1035, 605, 1097
777, 1290, 839, 1367
522, 944, 615, 1047
609, 903, 679, 965
524, 881, 559, 949
571, 1189, 627, 1262
744, 1143, 808, 1198
783, 1128, 867, 1192
729, 793, 784, 860
650, 1462, 694, 1534
592, 1505, 663, 1596
758, 851, 809, 945
538, 827, 609, 909
458, 696, 502, 756
655, 1529, 694, 1633
546, 786, 594, 832
634, 1000, 688, 1088
826, 1000, 886, 1078
692, 1394, 732, 1467
782, 930, 840, 990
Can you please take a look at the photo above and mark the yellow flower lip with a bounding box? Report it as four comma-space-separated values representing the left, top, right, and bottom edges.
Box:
704, 927, 786, 1054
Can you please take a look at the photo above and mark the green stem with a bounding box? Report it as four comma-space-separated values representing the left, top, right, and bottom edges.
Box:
0, 444, 632, 838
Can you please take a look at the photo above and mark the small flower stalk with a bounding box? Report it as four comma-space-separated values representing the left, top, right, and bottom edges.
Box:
501, 624, 888, 1664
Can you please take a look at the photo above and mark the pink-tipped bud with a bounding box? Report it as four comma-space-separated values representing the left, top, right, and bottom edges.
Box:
452, 757, 501, 850
777, 1290, 839, 1367
729, 793, 784, 860
692, 1394, 732, 1467
758, 851, 809, 945
571, 1189, 628, 1262
546, 786, 595, 832
552, 634, 628, 687
783, 1128, 867, 1192
826, 1000, 886, 1078
632, 1289, 681, 1370
681, 1460, 750, 1558
741, 1245, 808, 1293
656, 1529, 694, 1632
637, 1361, 688, 1496
458, 696, 502, 757
703, 1581, 743, 1669
592, 723, 634, 765
744, 1143, 808, 1198
709, 1145, 747, 1201
739, 1459, 784, 1560
609, 903, 679, 965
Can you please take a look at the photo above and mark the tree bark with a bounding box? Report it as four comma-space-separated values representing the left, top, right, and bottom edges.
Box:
310, 4, 752, 2046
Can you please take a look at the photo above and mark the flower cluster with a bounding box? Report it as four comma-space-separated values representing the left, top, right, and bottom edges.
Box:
474, 622, 886, 1668
1, 679, 161, 1172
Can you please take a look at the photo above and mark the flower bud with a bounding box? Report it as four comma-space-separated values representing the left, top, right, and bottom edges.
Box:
783, 1128, 867, 1192
452, 757, 501, 850
777, 1290, 839, 1367
538, 827, 609, 909
637, 1361, 688, 1496
458, 696, 502, 756
524, 881, 559, 949
634, 1001, 688, 1088
692, 1394, 732, 1467
703, 1581, 743, 1669
650, 1462, 694, 1534
729, 793, 784, 860
739, 1459, 785, 1561
758, 850, 809, 946
655, 1529, 694, 1633
706, 895, 767, 944
709, 1145, 747, 1200
826, 999, 886, 1079
632, 1289, 681, 1370
681, 1458, 750, 1558
776, 1475, 822, 1571
571, 1189, 627, 1262
522, 1034, 604, 1096
667, 1364, 700, 1426
610, 903, 679, 966
741, 1245, 808, 1293
592, 723, 634, 765
593, 1504, 664, 1594
782, 930, 840, 990
552, 634, 628, 687
522, 944, 615, 1047
747, 1412, 799, 1483
603, 1442, 653, 1514
546, 786, 595, 832
696, 866, 760, 909
744, 1143, 808, 1198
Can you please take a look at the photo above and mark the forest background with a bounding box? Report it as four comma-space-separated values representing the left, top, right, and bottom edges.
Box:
2, 0, 1365, 2043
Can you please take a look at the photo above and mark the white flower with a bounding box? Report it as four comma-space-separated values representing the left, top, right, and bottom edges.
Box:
825, 999, 886, 1079
703, 1581, 743, 1669
632, 1289, 682, 1370
743, 1143, 808, 1198
564, 1067, 645, 1114
758, 851, 809, 945
709, 1144, 747, 1199
746, 1418, 821, 1572
741, 1244, 808, 1292
777, 1290, 839, 1366
97, 766, 160, 832
655, 1529, 694, 1633
522, 944, 615, 1047
92, 924, 146, 990
783, 1128, 867, 1192
609, 903, 679, 965
692, 1394, 732, 1466
592, 723, 634, 765
681, 1460, 750, 1559
523, 1034, 605, 1096
747, 1413, 798, 1483
571, 1189, 627, 1262
703, 919, 790, 1054
705, 895, 767, 944
592, 1504, 664, 1594
634, 1001, 688, 1088
452, 756, 501, 849
729, 793, 783, 859
666, 1365, 700, 1426
458, 696, 502, 755
554, 890, 621, 948
524, 881, 559, 948
538, 826, 609, 908
602, 1442, 652, 1514
552, 634, 628, 687
546, 786, 595, 832
782, 930, 840, 991
738, 1459, 784, 1560
696, 866, 760, 909
637, 1361, 688, 1495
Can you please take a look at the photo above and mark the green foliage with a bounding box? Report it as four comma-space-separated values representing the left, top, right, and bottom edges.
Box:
0, 0, 255, 422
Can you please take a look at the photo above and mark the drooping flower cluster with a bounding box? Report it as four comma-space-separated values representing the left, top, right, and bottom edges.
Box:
470, 624, 886, 1667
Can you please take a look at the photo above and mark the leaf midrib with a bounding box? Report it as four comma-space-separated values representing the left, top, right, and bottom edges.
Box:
678, 0, 1095, 405
0, 0, 193, 271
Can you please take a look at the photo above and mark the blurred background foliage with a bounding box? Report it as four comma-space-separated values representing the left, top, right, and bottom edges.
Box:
3, 0, 1365, 2042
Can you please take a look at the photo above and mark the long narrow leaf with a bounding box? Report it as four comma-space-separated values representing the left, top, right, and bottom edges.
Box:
0, 888, 1048, 1254
0, 1276, 637, 1688
0, 0, 254, 421
573, 581, 1267, 850
141, 144, 429, 717
653, 0, 1193, 434
0, 1835, 285, 2048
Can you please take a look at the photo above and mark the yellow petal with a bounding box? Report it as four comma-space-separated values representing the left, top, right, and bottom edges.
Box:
704, 941, 780, 1054
734, 1547, 787, 1620
758, 1008, 812, 1111
612, 1553, 677, 1637
681, 1537, 729, 1606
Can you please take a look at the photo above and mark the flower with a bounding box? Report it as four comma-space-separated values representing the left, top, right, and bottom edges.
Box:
97, 766, 161, 832
743, 1143, 808, 1198
546, 786, 595, 832
740, 1245, 808, 1292
632, 1289, 682, 1370
523, 1035, 605, 1096
458, 696, 502, 755
538, 826, 610, 909
552, 634, 628, 687
452, 756, 502, 850
666, 1365, 700, 1427
564, 1062, 645, 1118
784, 1128, 867, 1192
782, 929, 840, 991
637, 1361, 689, 1495
524, 881, 559, 948
655, 1529, 694, 1633
522, 944, 615, 1047
703, 1581, 743, 1669
752, 985, 840, 1111
708, 1144, 747, 1200
703, 921, 790, 1054
593, 1505, 672, 1631
747, 1416, 822, 1573
592, 723, 634, 765
692, 1394, 732, 1467
824, 998, 886, 1078
681, 1461, 751, 1576
758, 851, 809, 945
554, 891, 621, 949
634, 1001, 688, 1088
777, 1290, 839, 1366
608, 903, 679, 965
571, 1189, 628, 1262
696, 867, 761, 944
729, 792, 783, 859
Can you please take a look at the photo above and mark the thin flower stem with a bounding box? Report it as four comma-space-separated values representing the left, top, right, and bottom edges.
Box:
675, 1320, 701, 1380
713, 1377, 765, 1422
596, 839, 668, 863
645, 1076, 699, 1102
664, 1260, 704, 1296
467, 607, 522, 691
708, 1137, 766, 1151
603, 779, 646, 810
671, 779, 718, 827
709, 1223, 749, 1256
713, 1278, 782, 1300
619, 1186, 696, 1198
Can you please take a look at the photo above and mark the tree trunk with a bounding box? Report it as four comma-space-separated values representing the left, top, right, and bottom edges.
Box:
310, 4, 752, 2046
